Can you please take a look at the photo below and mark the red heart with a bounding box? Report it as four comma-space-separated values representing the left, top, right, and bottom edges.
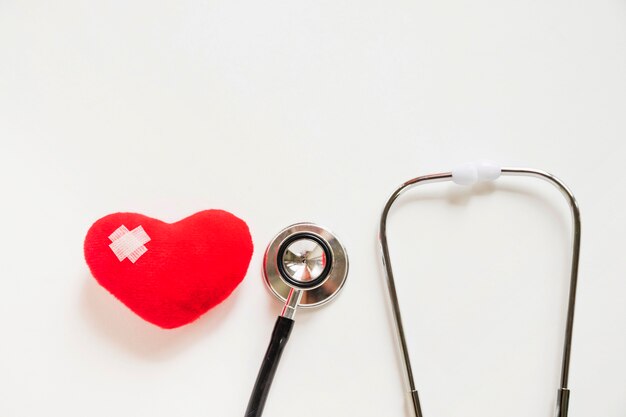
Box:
84, 210, 253, 329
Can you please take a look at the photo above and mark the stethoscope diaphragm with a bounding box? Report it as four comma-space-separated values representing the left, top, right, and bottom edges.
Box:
263, 222, 348, 308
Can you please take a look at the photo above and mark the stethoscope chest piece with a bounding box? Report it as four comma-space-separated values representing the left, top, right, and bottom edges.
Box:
245, 222, 348, 417
263, 222, 348, 308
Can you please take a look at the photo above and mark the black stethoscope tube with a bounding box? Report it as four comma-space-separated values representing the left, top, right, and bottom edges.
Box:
245, 316, 294, 417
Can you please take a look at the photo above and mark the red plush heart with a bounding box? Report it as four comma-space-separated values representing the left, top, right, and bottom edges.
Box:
84, 210, 253, 329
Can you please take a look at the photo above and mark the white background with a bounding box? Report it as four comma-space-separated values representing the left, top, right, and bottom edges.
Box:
0, 1, 624, 416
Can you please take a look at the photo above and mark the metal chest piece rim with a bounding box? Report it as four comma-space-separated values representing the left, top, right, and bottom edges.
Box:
263, 222, 348, 308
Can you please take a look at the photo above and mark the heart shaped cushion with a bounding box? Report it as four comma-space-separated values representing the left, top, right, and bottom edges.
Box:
84, 210, 253, 329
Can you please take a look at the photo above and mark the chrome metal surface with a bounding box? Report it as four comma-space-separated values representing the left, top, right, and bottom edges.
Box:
281, 238, 328, 283
379, 172, 450, 417
264, 223, 348, 308
379, 167, 581, 417
280, 288, 303, 320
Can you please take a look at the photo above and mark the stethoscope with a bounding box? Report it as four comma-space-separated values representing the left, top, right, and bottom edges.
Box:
379, 162, 581, 417
245, 223, 349, 417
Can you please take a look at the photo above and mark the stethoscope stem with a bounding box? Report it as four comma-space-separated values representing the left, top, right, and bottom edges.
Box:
280, 288, 303, 320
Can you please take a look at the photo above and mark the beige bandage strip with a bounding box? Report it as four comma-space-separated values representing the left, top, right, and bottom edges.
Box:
108, 225, 151, 263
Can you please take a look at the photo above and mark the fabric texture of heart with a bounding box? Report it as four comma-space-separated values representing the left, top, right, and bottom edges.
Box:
84, 210, 253, 329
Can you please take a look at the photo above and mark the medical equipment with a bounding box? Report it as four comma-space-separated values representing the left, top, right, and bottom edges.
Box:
245, 223, 349, 417
379, 162, 581, 417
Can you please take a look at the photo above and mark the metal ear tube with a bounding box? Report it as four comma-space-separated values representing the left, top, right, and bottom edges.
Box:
379, 162, 581, 417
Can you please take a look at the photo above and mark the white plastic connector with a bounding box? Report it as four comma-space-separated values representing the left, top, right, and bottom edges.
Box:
451, 161, 501, 185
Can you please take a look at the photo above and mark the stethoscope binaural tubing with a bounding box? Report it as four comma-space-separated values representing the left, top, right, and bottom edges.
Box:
379, 166, 581, 417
